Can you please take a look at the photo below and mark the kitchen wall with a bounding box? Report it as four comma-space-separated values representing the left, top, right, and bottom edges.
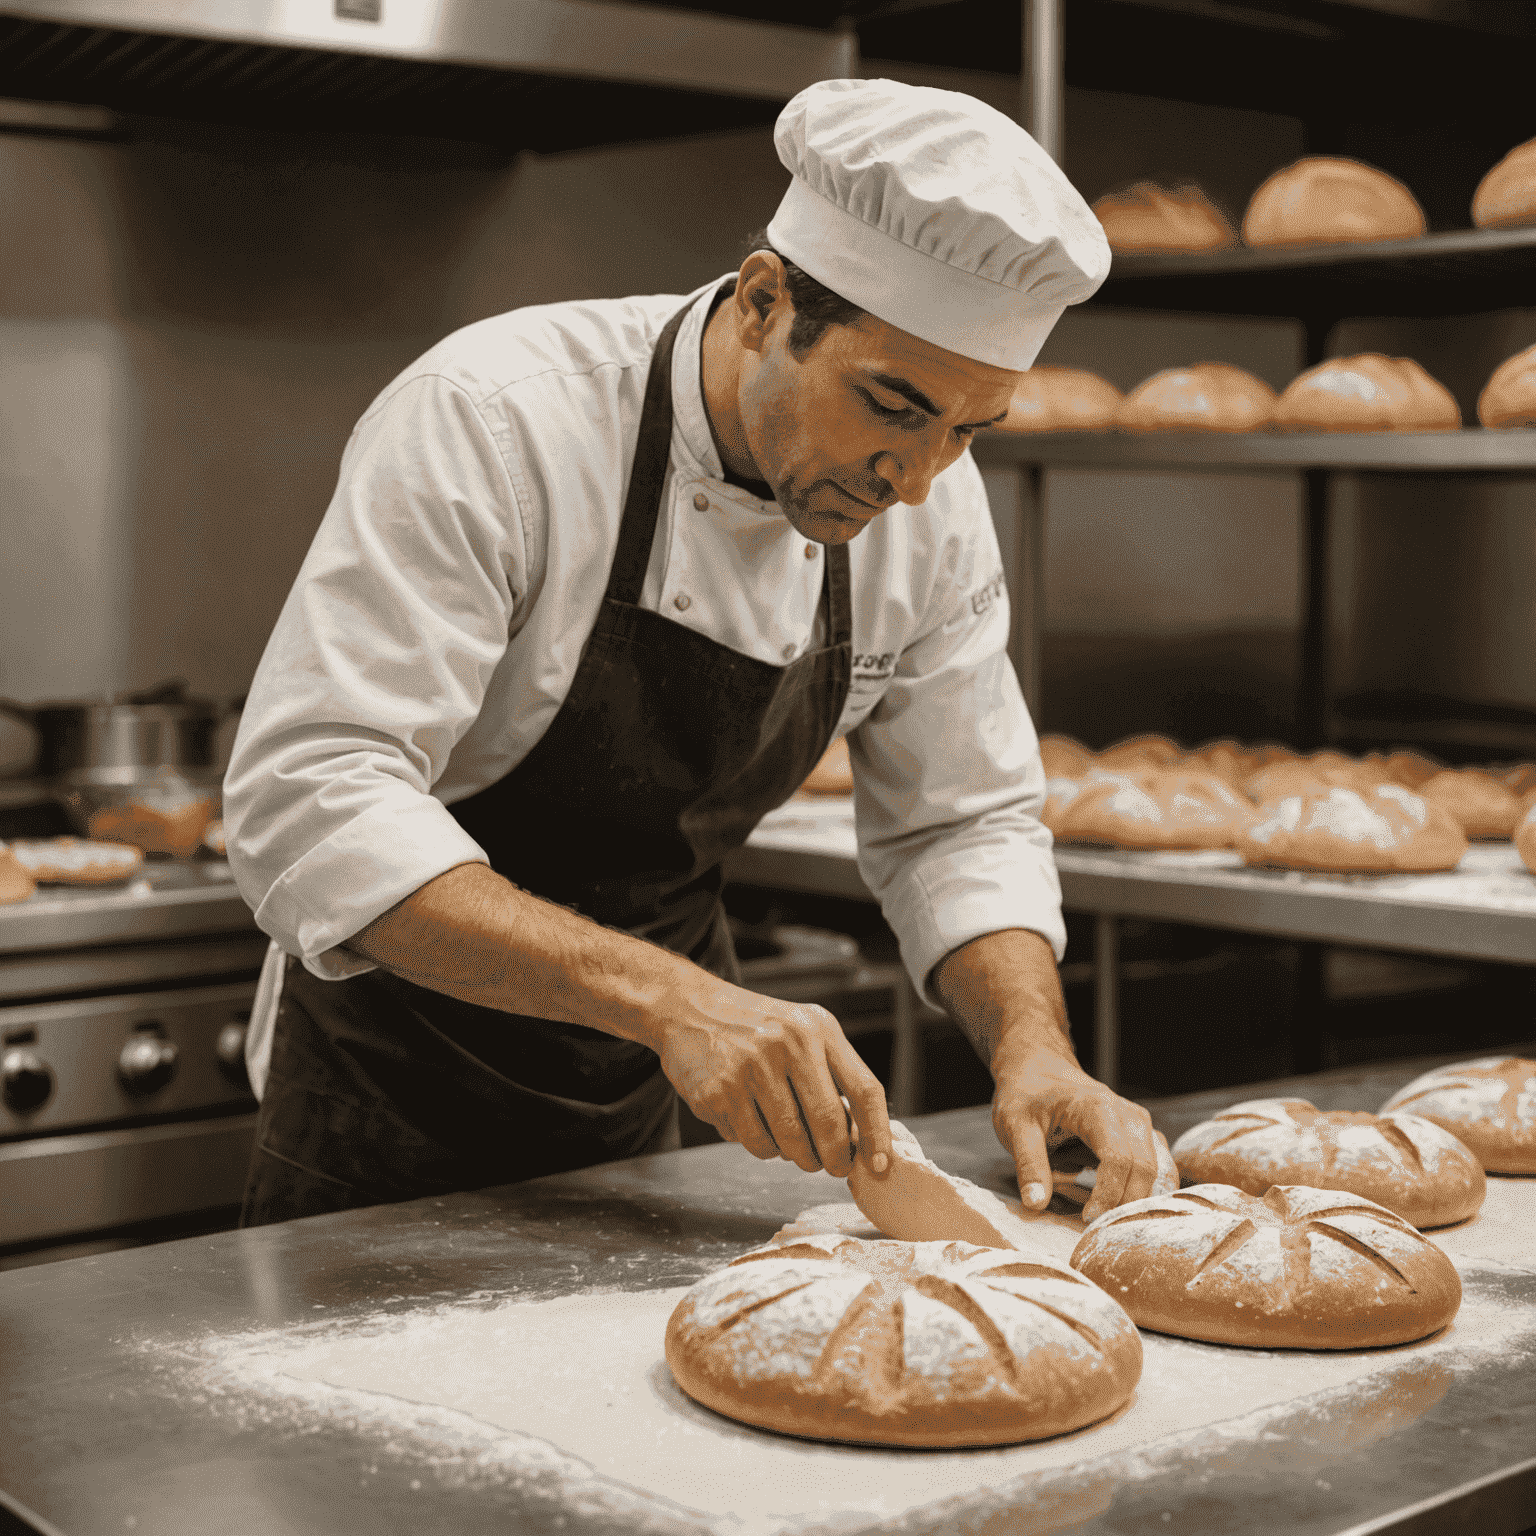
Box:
2, 76, 1530, 773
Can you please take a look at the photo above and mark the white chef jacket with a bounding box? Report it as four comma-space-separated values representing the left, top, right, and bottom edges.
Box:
226, 276, 1064, 1100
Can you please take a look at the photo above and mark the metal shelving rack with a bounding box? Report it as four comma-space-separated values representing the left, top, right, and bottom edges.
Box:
958, 0, 1536, 1087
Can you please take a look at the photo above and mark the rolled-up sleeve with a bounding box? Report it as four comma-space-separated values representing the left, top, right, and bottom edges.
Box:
851, 458, 1063, 1009
223, 374, 524, 979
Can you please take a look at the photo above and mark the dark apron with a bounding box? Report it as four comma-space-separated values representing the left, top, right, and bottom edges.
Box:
240, 299, 853, 1227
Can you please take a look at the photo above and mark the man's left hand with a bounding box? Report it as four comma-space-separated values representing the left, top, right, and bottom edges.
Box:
990, 1035, 1178, 1225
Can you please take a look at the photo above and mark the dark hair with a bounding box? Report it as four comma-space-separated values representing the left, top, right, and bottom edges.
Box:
740, 228, 864, 358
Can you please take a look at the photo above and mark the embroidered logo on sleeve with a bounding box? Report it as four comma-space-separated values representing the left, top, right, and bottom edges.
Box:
970, 570, 1006, 617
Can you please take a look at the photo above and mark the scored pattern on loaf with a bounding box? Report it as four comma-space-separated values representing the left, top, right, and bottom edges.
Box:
1071, 1184, 1461, 1349
1380, 1057, 1536, 1174
666, 1234, 1143, 1447
1171, 1097, 1486, 1228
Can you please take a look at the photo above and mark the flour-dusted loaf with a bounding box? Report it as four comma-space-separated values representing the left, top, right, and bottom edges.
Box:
1070, 1184, 1461, 1348
1092, 181, 1237, 252
1274, 354, 1460, 433
1472, 136, 1536, 231
1237, 784, 1467, 873
1478, 343, 1536, 430
1115, 363, 1277, 434
1051, 769, 1258, 851
1417, 767, 1523, 839
1243, 157, 1426, 247
0, 844, 36, 906
1039, 733, 1095, 779
10, 837, 144, 885
1380, 1057, 1536, 1175
1093, 733, 1184, 771
1365, 748, 1444, 789
1244, 754, 1388, 804
1171, 1098, 1485, 1228
1001, 368, 1122, 434
665, 1233, 1142, 1446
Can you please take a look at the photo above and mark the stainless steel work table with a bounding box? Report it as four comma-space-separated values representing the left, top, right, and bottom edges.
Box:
725, 801, 1536, 1089
2, 1051, 1533, 1536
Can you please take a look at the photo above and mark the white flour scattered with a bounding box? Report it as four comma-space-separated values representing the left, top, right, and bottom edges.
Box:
157, 1253, 1533, 1536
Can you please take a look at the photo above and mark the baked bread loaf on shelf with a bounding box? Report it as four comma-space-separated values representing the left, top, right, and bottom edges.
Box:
0, 844, 36, 905
1274, 355, 1460, 433
10, 838, 144, 885
1237, 783, 1468, 872
1002, 368, 1123, 433
1052, 769, 1258, 851
1171, 1098, 1485, 1228
798, 737, 852, 796
665, 1232, 1143, 1446
1244, 753, 1388, 804
1071, 1184, 1462, 1348
1091, 181, 1237, 252
1242, 157, 1426, 247
1472, 136, 1536, 230
1380, 1057, 1536, 1174
1364, 748, 1444, 789
1478, 343, 1536, 430
1039, 733, 1096, 779
1183, 738, 1262, 788
1417, 767, 1523, 839
1115, 363, 1277, 433
1094, 733, 1184, 770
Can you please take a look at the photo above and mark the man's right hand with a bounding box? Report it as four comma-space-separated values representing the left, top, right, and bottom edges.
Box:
646, 973, 893, 1180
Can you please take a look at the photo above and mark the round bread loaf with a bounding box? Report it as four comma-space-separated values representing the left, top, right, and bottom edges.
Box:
1477, 343, 1536, 430
1052, 768, 1258, 851
1417, 767, 1523, 839
664, 1233, 1143, 1447
1172, 1098, 1486, 1227
1244, 753, 1387, 804
1002, 368, 1122, 433
1184, 739, 1262, 789
1519, 801, 1536, 875
1092, 181, 1237, 253
1243, 158, 1426, 247
0, 844, 36, 906
1095, 733, 1184, 770
1071, 1184, 1462, 1348
10, 837, 144, 885
1115, 363, 1277, 434
1380, 1057, 1536, 1174
1364, 748, 1443, 789
1472, 136, 1536, 231
1039, 733, 1095, 779
1274, 354, 1460, 433
1237, 783, 1468, 873
799, 737, 852, 796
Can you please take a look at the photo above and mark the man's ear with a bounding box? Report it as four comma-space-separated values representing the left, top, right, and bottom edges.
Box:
735, 252, 791, 354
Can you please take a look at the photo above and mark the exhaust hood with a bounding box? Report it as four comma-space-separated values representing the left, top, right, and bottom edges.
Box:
0, 0, 856, 149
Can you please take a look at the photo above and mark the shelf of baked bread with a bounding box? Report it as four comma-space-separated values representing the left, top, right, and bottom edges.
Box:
972, 428, 1536, 473
1089, 227, 1536, 320
728, 803, 1536, 967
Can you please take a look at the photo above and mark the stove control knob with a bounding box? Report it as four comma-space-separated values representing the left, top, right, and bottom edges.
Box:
2, 1047, 53, 1113
216, 1021, 249, 1089
118, 1027, 178, 1096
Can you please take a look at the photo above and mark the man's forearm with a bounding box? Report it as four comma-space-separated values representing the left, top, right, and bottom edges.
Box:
344, 861, 693, 1047
931, 927, 1074, 1071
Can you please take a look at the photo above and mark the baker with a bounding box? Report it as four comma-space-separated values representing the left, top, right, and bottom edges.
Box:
225, 77, 1172, 1230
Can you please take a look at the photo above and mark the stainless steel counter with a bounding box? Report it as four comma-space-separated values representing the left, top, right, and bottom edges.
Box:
0, 859, 259, 953
1, 1053, 1532, 1536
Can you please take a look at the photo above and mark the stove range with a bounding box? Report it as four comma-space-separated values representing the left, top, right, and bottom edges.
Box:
0, 783, 266, 1251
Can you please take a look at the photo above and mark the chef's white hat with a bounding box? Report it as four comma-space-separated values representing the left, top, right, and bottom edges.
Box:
767, 78, 1110, 370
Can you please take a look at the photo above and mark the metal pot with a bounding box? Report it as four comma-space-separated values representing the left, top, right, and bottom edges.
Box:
0, 679, 244, 778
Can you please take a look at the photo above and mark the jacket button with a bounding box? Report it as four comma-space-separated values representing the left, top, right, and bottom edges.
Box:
804, 543, 816, 559
674, 593, 692, 611
693, 493, 709, 511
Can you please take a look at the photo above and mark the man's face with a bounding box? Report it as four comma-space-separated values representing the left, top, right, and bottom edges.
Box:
737, 280, 1021, 546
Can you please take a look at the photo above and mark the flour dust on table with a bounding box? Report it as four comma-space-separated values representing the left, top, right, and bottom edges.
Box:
142, 1250, 1534, 1536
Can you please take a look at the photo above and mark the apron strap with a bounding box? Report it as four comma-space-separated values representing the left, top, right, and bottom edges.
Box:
824, 542, 852, 650
606, 301, 692, 607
